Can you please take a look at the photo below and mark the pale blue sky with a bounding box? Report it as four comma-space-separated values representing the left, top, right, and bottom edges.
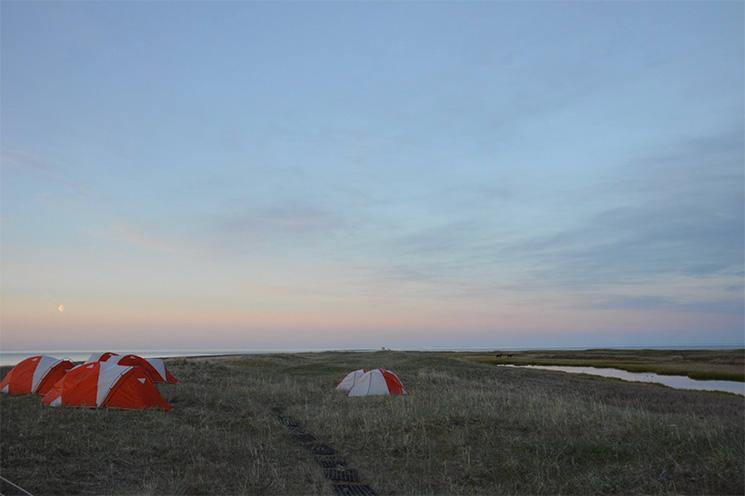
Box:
1, 1, 743, 350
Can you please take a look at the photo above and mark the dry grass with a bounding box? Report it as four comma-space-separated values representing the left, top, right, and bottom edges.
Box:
1, 351, 743, 495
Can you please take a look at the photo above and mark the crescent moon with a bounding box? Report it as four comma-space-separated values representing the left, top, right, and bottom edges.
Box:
57, 304, 65, 313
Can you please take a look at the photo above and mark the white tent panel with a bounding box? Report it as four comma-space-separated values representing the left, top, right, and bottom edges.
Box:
31, 356, 61, 393
348, 369, 391, 397
336, 369, 366, 392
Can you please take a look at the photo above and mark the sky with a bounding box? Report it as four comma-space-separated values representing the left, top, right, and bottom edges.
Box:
1, 1, 743, 351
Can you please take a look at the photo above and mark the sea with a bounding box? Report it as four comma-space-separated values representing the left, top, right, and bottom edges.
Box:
0, 349, 374, 367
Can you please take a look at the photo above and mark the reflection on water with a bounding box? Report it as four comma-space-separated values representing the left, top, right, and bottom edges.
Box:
500, 364, 745, 396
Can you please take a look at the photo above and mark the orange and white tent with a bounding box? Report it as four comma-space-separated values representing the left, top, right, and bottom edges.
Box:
0, 355, 74, 396
88, 352, 177, 384
115, 354, 178, 384
347, 368, 406, 397
41, 361, 172, 411
87, 352, 119, 362
336, 369, 367, 392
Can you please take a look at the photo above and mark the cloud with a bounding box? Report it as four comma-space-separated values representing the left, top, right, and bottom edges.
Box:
81, 222, 186, 256
1, 147, 90, 194
512, 201, 742, 288
226, 204, 342, 233
590, 294, 744, 315
359, 126, 744, 315
1, 148, 53, 172
204, 201, 347, 256
510, 129, 744, 287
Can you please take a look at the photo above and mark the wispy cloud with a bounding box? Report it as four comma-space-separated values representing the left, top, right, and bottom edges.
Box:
103, 222, 183, 255
1, 147, 89, 196
203, 201, 347, 256
590, 294, 744, 315
359, 127, 744, 315
1, 148, 53, 172
511, 129, 744, 287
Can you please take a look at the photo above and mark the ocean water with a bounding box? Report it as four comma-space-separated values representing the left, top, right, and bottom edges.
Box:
0, 351, 245, 367
0, 348, 378, 367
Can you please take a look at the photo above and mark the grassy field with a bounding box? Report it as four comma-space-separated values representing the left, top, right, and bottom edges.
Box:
1, 350, 743, 495
459, 348, 745, 381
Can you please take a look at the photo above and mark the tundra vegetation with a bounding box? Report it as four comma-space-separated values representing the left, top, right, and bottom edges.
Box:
1, 350, 743, 495
463, 348, 745, 381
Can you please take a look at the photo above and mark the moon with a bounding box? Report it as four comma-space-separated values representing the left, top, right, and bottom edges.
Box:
57, 304, 65, 313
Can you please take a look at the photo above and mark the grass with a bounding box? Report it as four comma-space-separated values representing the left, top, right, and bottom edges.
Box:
458, 348, 745, 381
0, 350, 743, 495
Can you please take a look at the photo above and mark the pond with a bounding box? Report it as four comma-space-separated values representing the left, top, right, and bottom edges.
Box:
500, 364, 745, 396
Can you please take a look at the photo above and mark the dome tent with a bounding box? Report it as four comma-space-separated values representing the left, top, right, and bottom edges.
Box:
88, 352, 119, 362
42, 361, 171, 411
336, 369, 367, 392
115, 354, 178, 384
0, 355, 74, 396
347, 368, 406, 397
88, 352, 178, 384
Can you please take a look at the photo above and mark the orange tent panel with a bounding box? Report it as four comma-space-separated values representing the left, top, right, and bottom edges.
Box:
42, 362, 171, 411
115, 354, 178, 384
0, 356, 74, 396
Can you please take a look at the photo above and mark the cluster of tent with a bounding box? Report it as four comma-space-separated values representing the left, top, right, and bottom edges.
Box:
2, 356, 405, 409
0, 352, 176, 411
336, 368, 406, 396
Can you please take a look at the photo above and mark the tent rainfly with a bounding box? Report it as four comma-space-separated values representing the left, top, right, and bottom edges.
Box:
347, 368, 406, 397
0, 355, 74, 396
42, 361, 172, 411
115, 354, 178, 384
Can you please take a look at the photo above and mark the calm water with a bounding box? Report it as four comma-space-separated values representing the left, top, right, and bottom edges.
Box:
0, 349, 373, 367
500, 364, 745, 396
0, 351, 248, 367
